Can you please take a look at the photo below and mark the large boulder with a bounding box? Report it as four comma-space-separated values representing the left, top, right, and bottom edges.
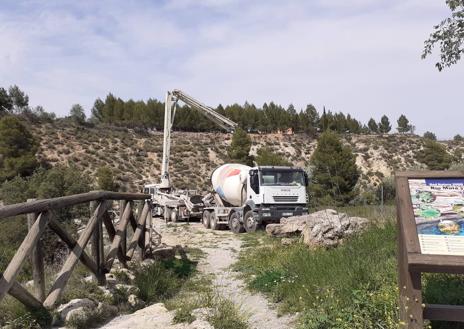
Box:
301, 209, 368, 248
266, 209, 369, 248
57, 298, 97, 322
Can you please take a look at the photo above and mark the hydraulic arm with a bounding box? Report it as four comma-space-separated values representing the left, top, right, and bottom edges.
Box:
159, 89, 238, 189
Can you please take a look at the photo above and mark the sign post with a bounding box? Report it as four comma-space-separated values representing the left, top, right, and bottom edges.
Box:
396, 171, 464, 328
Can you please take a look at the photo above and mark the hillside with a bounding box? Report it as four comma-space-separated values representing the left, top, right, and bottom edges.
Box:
31, 121, 464, 193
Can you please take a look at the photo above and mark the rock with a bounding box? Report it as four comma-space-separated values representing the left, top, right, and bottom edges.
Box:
115, 283, 139, 295
98, 286, 113, 298
152, 246, 175, 260
281, 238, 296, 246
100, 303, 173, 329
266, 209, 369, 248
191, 308, 214, 321
301, 209, 368, 248
105, 273, 117, 287
97, 302, 118, 318
111, 267, 136, 281
57, 298, 97, 322
141, 258, 155, 267
266, 215, 308, 237
127, 294, 144, 308
83, 275, 95, 283
188, 319, 214, 329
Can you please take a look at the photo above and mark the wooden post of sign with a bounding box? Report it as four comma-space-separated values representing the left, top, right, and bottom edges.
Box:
396, 175, 424, 328
395, 171, 464, 328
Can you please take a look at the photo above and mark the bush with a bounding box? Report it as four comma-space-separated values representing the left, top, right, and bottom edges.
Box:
0, 115, 38, 181
255, 147, 292, 166
135, 258, 195, 303
96, 166, 117, 191
416, 140, 452, 170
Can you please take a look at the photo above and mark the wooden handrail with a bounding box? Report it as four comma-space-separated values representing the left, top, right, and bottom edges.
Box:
0, 191, 154, 321
0, 190, 150, 219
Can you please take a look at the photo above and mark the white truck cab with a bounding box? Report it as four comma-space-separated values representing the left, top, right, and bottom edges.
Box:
203, 165, 309, 233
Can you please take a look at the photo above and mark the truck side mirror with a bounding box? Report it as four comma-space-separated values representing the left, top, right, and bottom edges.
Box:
249, 170, 260, 194
303, 172, 309, 186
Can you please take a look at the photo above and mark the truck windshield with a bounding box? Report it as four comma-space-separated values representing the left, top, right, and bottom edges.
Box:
260, 170, 305, 186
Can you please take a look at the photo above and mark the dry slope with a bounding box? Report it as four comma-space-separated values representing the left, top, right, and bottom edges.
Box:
31, 122, 464, 192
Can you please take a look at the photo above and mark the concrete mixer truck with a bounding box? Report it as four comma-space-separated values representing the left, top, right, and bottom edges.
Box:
202, 164, 309, 233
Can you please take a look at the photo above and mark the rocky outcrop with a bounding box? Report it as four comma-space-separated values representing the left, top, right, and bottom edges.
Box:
57, 298, 97, 322
101, 303, 214, 329
266, 209, 369, 248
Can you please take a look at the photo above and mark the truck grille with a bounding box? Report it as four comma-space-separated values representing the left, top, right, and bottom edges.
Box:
273, 196, 298, 202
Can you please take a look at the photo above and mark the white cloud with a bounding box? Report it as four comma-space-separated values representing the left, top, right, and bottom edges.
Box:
0, 0, 462, 138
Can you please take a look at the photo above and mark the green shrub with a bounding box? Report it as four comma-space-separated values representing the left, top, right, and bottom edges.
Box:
0, 116, 39, 182
416, 140, 452, 170
135, 258, 195, 303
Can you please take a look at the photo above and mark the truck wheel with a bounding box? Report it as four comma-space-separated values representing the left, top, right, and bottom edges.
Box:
164, 207, 171, 223
202, 211, 211, 229
210, 212, 219, 230
244, 210, 258, 233
171, 209, 179, 223
229, 212, 245, 234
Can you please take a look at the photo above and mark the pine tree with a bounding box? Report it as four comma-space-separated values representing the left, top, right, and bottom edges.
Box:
69, 104, 86, 125
378, 115, 391, 133
227, 128, 253, 166
367, 118, 378, 133
397, 114, 411, 134
423, 131, 437, 141
0, 116, 38, 181
309, 130, 360, 205
8, 85, 29, 114
0, 88, 12, 114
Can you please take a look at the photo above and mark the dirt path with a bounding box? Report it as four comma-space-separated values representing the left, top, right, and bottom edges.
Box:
159, 221, 296, 329
102, 221, 295, 329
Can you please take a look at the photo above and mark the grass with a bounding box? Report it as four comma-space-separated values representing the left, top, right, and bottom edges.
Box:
164, 272, 249, 329
234, 205, 464, 329
134, 257, 197, 303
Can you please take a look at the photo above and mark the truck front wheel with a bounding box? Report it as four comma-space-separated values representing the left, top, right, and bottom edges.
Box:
210, 213, 219, 230
244, 210, 258, 233
229, 212, 245, 234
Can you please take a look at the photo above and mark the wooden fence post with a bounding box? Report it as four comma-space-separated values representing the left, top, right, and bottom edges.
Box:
119, 200, 127, 256
27, 199, 45, 302
90, 201, 105, 285
145, 202, 152, 257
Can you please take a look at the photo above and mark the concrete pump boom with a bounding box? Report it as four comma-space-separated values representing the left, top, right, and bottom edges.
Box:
159, 89, 238, 190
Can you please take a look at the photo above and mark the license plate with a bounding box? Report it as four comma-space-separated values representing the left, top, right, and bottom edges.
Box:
283, 212, 293, 216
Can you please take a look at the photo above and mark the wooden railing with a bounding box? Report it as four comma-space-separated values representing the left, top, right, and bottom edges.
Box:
0, 190, 153, 317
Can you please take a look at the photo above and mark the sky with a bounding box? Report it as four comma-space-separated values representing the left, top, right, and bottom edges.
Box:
0, 0, 462, 139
